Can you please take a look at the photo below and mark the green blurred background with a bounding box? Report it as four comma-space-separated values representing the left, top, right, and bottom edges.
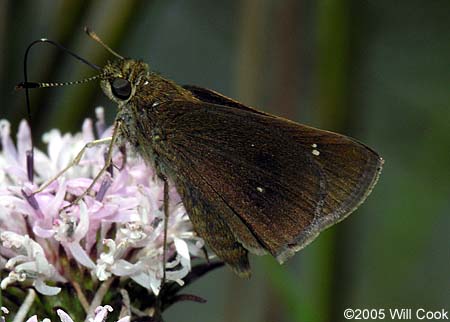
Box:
1, 1, 449, 321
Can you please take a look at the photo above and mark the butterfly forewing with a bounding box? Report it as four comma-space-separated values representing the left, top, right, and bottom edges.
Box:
149, 101, 383, 271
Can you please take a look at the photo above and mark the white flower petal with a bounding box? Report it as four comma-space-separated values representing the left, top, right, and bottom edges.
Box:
33, 225, 55, 238
82, 118, 95, 143
110, 259, 140, 276
43, 129, 63, 168
93, 305, 113, 322
131, 272, 156, 293
34, 278, 61, 296
33, 149, 53, 181
24, 315, 38, 322
3, 165, 28, 182
73, 201, 90, 241
0, 120, 18, 165
43, 179, 67, 218
174, 237, 190, 263
67, 242, 95, 268
17, 120, 32, 165
95, 263, 111, 281
1, 231, 25, 249
57, 309, 75, 322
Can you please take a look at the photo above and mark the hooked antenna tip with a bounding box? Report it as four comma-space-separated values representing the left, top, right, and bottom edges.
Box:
84, 26, 124, 60
84, 26, 94, 37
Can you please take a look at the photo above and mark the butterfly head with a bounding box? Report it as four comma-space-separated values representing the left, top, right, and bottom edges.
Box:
100, 59, 150, 104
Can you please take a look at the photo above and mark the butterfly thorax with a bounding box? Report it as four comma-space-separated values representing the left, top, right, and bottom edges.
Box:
100, 58, 199, 173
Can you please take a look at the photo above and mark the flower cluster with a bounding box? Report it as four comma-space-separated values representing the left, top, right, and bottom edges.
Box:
0, 108, 204, 298
1, 305, 129, 322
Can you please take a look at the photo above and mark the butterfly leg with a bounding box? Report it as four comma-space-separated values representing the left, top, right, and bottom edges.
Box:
32, 136, 112, 195
59, 121, 121, 212
161, 174, 169, 285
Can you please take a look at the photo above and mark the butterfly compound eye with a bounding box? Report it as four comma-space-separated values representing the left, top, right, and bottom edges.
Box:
111, 78, 132, 100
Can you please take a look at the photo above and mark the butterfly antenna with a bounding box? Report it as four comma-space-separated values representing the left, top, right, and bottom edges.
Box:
85, 27, 124, 60
16, 38, 102, 183
16, 75, 101, 90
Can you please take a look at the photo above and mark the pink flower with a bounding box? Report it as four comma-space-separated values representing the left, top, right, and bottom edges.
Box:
0, 108, 204, 296
15, 305, 129, 322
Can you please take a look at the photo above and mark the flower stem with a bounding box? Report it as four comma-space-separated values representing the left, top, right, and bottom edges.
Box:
86, 278, 114, 321
72, 281, 90, 313
12, 289, 35, 322
119, 289, 131, 318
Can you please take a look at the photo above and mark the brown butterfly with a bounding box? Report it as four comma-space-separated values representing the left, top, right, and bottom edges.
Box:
100, 57, 383, 277
20, 30, 383, 277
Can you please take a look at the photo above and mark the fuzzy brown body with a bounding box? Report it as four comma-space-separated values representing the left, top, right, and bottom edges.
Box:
100, 59, 383, 277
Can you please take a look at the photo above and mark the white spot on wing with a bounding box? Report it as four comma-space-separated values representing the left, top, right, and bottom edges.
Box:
256, 187, 264, 193
311, 144, 320, 156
